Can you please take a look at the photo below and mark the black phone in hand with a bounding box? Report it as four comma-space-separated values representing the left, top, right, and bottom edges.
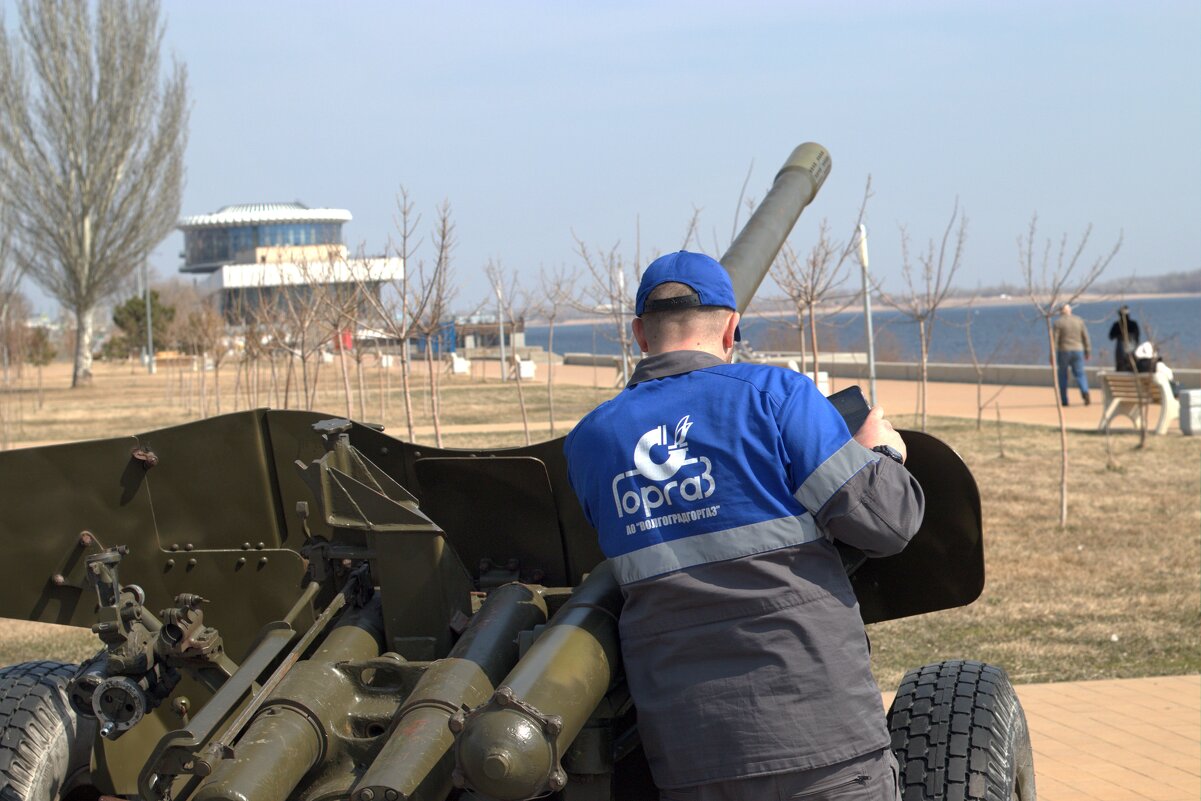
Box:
827, 385, 870, 434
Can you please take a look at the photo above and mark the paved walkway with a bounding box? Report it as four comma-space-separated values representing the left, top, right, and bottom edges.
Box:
879, 675, 1200, 800
1017, 675, 1200, 801
475, 361, 1187, 433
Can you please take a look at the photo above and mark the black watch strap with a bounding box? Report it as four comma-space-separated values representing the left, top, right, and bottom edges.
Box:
871, 444, 904, 464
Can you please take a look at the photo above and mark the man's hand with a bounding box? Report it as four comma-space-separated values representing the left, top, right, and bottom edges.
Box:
853, 405, 908, 463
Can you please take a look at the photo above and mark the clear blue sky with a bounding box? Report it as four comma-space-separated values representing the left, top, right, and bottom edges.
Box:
42, 1, 1201, 309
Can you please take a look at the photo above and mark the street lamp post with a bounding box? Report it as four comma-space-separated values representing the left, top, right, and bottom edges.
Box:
856, 224, 877, 406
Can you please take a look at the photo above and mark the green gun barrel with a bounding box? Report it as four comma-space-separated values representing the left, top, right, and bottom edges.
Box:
451, 563, 622, 801
721, 142, 831, 314
193, 603, 385, 801
352, 582, 548, 801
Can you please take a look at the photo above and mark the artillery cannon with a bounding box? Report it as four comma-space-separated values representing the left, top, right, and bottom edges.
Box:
0, 144, 1033, 801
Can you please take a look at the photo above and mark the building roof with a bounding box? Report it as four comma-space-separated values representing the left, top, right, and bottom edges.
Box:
179, 202, 353, 229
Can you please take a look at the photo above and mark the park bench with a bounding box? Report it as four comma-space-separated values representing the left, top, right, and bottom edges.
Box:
448, 353, 471, 375
509, 354, 536, 380
1097, 370, 1180, 435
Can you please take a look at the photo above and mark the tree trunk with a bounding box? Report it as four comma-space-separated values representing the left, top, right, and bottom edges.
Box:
339, 342, 353, 419
299, 338, 311, 410
375, 342, 386, 422
795, 303, 808, 374
72, 306, 95, 387
232, 359, 243, 412
1045, 320, 1069, 528
355, 354, 367, 421
36, 365, 43, 410
807, 302, 820, 384
514, 356, 531, 445
546, 322, 557, 436
277, 355, 288, 409
198, 352, 208, 418
250, 358, 259, 408
308, 354, 323, 411
976, 379, 983, 431
400, 344, 415, 442
1, 305, 8, 386
918, 319, 929, 431
214, 360, 222, 415
424, 339, 442, 447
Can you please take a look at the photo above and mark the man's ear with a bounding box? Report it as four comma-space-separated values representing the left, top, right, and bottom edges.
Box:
632, 316, 650, 353
721, 312, 740, 353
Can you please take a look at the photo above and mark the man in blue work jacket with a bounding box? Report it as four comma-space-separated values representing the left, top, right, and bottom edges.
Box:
564, 251, 925, 801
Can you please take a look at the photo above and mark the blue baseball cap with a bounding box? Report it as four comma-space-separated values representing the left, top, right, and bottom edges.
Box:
635, 251, 741, 341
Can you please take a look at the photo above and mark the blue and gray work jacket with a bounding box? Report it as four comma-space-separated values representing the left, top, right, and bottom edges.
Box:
564, 351, 925, 789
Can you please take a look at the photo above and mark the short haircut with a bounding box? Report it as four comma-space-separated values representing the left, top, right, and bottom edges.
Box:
639, 282, 731, 346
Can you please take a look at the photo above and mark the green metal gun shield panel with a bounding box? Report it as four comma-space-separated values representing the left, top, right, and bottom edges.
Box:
262, 409, 345, 544
850, 429, 985, 624
331, 425, 605, 586
137, 410, 287, 551
0, 412, 314, 656
414, 456, 570, 587
0, 435, 153, 627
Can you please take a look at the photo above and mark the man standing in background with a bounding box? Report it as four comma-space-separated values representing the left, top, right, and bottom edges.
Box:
1053, 303, 1091, 406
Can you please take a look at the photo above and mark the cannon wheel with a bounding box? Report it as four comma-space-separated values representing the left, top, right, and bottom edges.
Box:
0, 661, 94, 801
887, 660, 1036, 801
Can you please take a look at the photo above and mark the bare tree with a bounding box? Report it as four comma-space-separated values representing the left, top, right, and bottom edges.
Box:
573, 237, 638, 385
0, 0, 187, 387
532, 265, 577, 437
311, 248, 365, 420
0, 290, 29, 448
770, 179, 871, 379
356, 188, 440, 442
880, 201, 968, 431
0, 202, 24, 386
174, 289, 227, 417
24, 324, 54, 410
951, 298, 1012, 430
266, 258, 338, 411
487, 261, 533, 445
241, 284, 289, 409
1019, 214, 1122, 527
415, 201, 457, 447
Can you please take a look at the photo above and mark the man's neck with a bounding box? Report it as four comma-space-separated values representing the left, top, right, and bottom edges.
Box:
647, 342, 730, 360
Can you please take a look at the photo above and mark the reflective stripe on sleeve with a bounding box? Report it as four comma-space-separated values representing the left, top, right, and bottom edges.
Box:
793, 439, 880, 513
611, 514, 821, 584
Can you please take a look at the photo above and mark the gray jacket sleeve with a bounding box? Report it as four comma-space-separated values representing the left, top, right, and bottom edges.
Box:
814, 457, 925, 558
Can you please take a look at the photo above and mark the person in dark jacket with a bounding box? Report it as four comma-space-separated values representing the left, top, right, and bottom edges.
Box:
564, 251, 925, 801
1108, 305, 1140, 371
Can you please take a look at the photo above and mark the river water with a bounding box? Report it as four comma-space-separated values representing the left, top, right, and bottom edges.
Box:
526, 295, 1201, 368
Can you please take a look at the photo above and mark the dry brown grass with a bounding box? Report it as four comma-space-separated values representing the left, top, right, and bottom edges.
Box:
0, 359, 616, 446
869, 416, 1201, 689
0, 362, 1197, 688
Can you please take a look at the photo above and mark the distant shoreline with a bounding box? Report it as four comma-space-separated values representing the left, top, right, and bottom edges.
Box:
534, 291, 1201, 328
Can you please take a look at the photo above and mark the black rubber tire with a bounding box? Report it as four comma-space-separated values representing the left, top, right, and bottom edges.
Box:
0, 661, 94, 801
887, 660, 1036, 801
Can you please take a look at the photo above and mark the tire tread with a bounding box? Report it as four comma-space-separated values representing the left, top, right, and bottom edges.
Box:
0, 661, 83, 801
888, 660, 1035, 801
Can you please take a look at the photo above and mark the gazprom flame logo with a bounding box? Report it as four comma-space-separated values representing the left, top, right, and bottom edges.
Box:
612, 415, 716, 519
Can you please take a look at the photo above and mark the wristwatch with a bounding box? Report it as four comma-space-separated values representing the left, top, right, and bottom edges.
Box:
871, 444, 904, 464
